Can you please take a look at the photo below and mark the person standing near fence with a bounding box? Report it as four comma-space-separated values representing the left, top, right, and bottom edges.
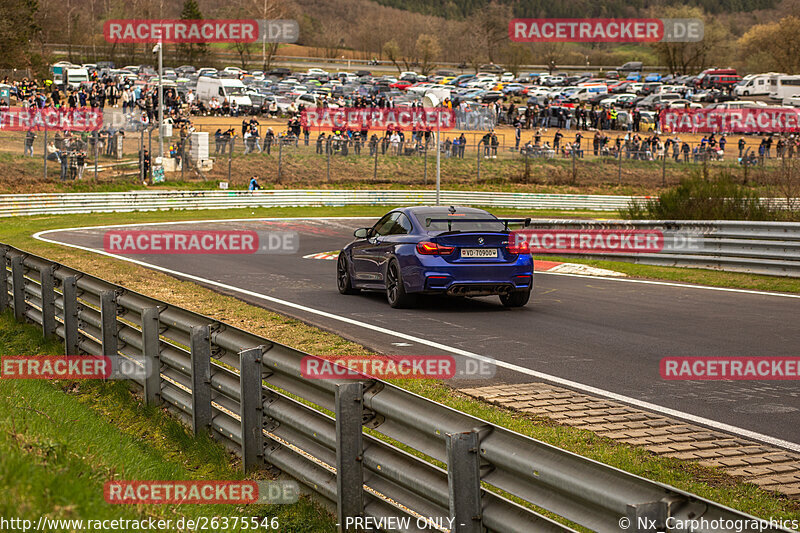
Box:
458, 133, 466, 158
480, 132, 491, 158
213, 129, 222, 154
265, 128, 274, 155
24, 130, 36, 156
243, 129, 253, 155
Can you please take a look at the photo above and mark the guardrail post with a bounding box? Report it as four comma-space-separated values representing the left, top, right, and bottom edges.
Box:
446, 431, 483, 533
100, 291, 118, 356
63, 276, 79, 355
141, 307, 161, 406
0, 248, 8, 313
335, 382, 364, 531
40, 265, 56, 339
190, 325, 212, 435
11, 256, 25, 322
239, 347, 265, 473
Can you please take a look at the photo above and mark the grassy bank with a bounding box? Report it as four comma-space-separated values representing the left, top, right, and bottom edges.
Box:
0, 312, 336, 532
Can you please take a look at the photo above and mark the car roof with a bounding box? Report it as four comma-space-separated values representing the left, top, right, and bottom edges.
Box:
401, 206, 493, 219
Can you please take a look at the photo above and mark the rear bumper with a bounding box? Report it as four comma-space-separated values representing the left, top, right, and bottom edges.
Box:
399, 253, 533, 295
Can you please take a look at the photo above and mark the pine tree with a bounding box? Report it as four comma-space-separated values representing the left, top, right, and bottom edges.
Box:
179, 0, 207, 64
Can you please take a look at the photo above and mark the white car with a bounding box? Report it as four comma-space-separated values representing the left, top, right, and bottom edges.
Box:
407, 83, 437, 94
784, 94, 800, 107
628, 83, 645, 94
666, 100, 703, 109
307, 68, 329, 76
600, 93, 637, 106
501, 72, 514, 82
527, 86, 551, 97
223, 66, 245, 75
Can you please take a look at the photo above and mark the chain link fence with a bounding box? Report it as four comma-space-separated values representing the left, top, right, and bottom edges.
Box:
2, 122, 798, 189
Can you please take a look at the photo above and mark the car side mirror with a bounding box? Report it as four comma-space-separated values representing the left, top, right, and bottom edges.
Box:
354, 228, 369, 239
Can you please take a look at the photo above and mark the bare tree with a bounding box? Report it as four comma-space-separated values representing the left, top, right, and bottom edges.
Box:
383, 40, 402, 74
416, 34, 440, 75
502, 43, 533, 76
529, 42, 565, 73
468, 2, 512, 63
650, 6, 730, 75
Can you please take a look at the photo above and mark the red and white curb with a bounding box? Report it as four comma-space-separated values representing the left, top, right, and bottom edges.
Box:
303, 252, 626, 277
303, 251, 340, 260
534, 260, 627, 277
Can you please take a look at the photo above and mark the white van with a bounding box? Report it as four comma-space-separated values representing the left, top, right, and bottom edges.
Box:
196, 76, 252, 109
734, 74, 777, 97
769, 75, 800, 101
571, 83, 608, 100
65, 68, 89, 90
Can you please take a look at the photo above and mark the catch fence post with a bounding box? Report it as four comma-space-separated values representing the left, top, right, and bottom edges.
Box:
0, 248, 8, 313
277, 140, 283, 182
100, 290, 118, 356
190, 325, 213, 435
239, 347, 266, 473
142, 307, 162, 406
62, 276, 79, 355
446, 430, 483, 533
40, 264, 56, 338
11, 256, 25, 322
335, 382, 365, 531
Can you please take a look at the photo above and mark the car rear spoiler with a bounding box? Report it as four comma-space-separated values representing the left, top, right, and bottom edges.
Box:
425, 217, 531, 232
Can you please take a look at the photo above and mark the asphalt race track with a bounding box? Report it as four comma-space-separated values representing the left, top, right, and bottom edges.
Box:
38, 217, 800, 449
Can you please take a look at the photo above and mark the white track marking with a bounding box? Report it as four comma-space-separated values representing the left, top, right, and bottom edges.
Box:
32, 222, 800, 452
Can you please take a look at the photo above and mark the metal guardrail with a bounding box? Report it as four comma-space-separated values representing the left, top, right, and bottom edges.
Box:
0, 243, 793, 533
528, 219, 800, 278
3, 189, 799, 277
0, 190, 645, 216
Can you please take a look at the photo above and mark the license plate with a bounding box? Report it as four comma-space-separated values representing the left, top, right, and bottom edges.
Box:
461, 248, 498, 258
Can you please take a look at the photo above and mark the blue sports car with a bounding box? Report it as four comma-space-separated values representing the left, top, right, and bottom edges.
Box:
337, 206, 533, 308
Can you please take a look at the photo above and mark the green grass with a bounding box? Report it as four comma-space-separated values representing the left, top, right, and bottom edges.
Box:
0, 311, 336, 532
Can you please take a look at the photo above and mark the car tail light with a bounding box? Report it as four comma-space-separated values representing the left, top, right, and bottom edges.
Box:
416, 241, 455, 255
507, 239, 530, 255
